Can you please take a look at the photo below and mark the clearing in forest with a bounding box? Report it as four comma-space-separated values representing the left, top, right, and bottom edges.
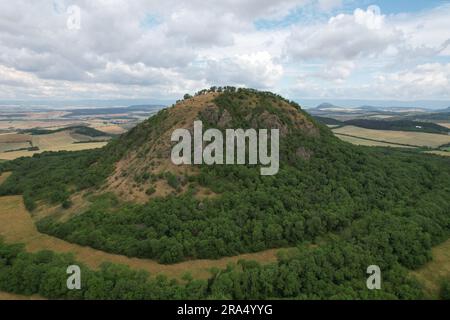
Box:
411, 238, 450, 298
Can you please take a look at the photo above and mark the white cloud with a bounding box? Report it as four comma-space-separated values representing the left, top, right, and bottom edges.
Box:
317, 0, 342, 12
375, 63, 450, 100
0, 1, 449, 101
202, 52, 284, 88
291, 62, 450, 100
393, 5, 450, 57
313, 61, 356, 82
284, 7, 400, 61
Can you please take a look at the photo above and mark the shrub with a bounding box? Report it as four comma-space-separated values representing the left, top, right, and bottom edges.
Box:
441, 279, 450, 300
146, 187, 156, 196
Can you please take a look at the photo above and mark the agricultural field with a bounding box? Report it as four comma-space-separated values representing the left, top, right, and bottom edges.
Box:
90, 123, 127, 135
437, 123, 450, 129
333, 133, 415, 148
0, 105, 159, 160
0, 142, 108, 160
0, 119, 79, 131
0, 129, 110, 160
0, 133, 32, 152
332, 125, 450, 148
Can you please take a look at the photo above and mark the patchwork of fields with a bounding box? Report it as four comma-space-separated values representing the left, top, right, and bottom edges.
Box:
0, 130, 109, 160
333, 133, 416, 148
332, 126, 450, 148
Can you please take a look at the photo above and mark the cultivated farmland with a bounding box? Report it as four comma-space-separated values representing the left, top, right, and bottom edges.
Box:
333, 133, 415, 148
0, 130, 109, 160
333, 125, 450, 148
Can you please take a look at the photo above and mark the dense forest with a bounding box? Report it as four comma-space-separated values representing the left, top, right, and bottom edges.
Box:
0, 88, 449, 299
0, 150, 114, 211
0, 238, 429, 299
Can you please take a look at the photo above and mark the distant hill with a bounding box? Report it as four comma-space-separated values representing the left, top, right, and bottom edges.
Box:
312, 116, 344, 126
21, 125, 112, 137
315, 102, 337, 109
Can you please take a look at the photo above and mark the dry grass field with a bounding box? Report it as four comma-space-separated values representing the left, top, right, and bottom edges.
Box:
91, 124, 127, 135
0, 130, 108, 160
0, 133, 32, 153
0, 176, 288, 280
0, 142, 107, 160
0, 133, 31, 143
437, 123, 450, 129
411, 238, 450, 299
0, 142, 31, 153
0, 119, 78, 131
0, 291, 45, 300
334, 133, 414, 148
0, 172, 11, 185
333, 125, 450, 148
31, 131, 77, 149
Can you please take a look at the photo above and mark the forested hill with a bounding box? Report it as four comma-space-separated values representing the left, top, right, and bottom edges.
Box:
0, 87, 449, 299
94, 87, 325, 203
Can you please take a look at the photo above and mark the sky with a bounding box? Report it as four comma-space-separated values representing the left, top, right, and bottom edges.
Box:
0, 0, 450, 106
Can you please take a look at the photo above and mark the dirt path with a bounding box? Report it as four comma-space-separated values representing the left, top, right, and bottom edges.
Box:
0, 291, 45, 300
0, 194, 285, 280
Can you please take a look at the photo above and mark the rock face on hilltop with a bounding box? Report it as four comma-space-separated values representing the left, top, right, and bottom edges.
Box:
101, 88, 326, 202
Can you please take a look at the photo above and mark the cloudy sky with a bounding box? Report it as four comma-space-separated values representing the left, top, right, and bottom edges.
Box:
1, 0, 450, 104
